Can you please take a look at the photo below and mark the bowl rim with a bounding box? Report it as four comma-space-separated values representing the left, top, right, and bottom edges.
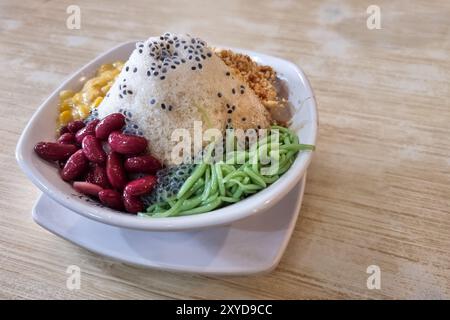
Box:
16, 41, 318, 231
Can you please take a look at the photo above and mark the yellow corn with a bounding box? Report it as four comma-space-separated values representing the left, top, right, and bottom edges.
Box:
59, 110, 73, 126
56, 60, 123, 128
59, 100, 72, 112
92, 96, 103, 108
59, 90, 75, 100
71, 92, 82, 104
101, 83, 112, 94
97, 63, 114, 74
77, 103, 91, 119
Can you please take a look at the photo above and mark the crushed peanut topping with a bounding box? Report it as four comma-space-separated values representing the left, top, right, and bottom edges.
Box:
217, 49, 279, 108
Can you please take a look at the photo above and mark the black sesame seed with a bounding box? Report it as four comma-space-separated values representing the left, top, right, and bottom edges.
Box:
150, 99, 156, 104
227, 118, 231, 123
119, 94, 123, 99
138, 49, 143, 54
153, 71, 159, 76
227, 110, 232, 114
171, 65, 176, 69
168, 105, 173, 111
191, 66, 196, 70
201, 54, 206, 59
123, 90, 127, 95
161, 103, 166, 109
125, 66, 129, 71
181, 59, 186, 63
162, 68, 167, 73
127, 90, 133, 94
241, 89, 245, 94
207, 52, 212, 57
226, 104, 230, 109
232, 88, 236, 94
226, 72, 230, 76
160, 76, 166, 80
217, 92, 222, 98
133, 67, 137, 73
242, 117, 246, 121
147, 70, 151, 76
198, 63, 202, 69
232, 105, 236, 110
123, 78, 126, 82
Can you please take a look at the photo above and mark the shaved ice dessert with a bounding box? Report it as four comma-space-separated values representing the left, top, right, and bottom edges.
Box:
98, 33, 271, 165
33, 32, 315, 217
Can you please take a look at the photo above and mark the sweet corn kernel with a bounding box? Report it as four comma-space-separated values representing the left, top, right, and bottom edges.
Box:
72, 92, 82, 104
89, 77, 108, 88
101, 83, 111, 94
93, 96, 103, 108
59, 90, 75, 100
83, 88, 101, 104
56, 60, 123, 127
77, 104, 91, 119
97, 63, 114, 74
59, 110, 73, 125
59, 101, 71, 112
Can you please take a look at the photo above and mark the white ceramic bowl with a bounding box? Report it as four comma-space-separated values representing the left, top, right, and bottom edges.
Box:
16, 41, 318, 231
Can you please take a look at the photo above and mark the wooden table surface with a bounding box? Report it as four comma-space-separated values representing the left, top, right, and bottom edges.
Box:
1, 0, 449, 299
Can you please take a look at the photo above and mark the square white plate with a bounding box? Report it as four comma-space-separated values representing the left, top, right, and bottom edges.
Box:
32, 174, 306, 275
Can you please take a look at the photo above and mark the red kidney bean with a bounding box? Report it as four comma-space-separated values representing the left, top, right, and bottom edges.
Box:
108, 131, 147, 155
98, 189, 124, 210
124, 155, 161, 174
57, 132, 76, 145
73, 181, 103, 197
106, 152, 127, 190
124, 176, 157, 196
82, 135, 106, 163
59, 126, 69, 135
123, 191, 143, 214
85, 163, 110, 189
75, 119, 99, 144
61, 149, 88, 181
34, 142, 78, 161
95, 113, 125, 140
67, 120, 86, 134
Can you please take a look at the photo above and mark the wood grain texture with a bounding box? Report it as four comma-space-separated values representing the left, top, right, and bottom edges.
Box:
0, 0, 449, 299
